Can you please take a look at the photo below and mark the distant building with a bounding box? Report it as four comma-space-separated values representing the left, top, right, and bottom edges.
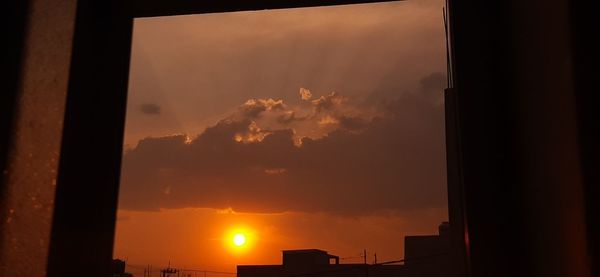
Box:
112, 259, 134, 277
238, 222, 458, 277
402, 222, 455, 277
283, 249, 339, 268
238, 249, 404, 277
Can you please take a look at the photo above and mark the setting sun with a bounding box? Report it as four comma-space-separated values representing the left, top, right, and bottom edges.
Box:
224, 226, 256, 254
233, 233, 246, 246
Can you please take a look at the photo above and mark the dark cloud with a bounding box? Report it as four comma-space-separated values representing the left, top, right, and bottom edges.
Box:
312, 92, 344, 113
119, 77, 447, 215
420, 72, 446, 93
337, 116, 368, 131
367, 71, 447, 107
139, 103, 161, 115
277, 111, 304, 125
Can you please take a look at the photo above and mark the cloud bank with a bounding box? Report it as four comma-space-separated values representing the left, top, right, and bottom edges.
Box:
118, 73, 447, 215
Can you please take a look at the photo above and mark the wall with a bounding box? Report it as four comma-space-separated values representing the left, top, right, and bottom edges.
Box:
449, 0, 591, 276
0, 0, 76, 275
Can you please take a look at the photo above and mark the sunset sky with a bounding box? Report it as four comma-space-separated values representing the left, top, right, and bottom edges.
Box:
113, 0, 449, 275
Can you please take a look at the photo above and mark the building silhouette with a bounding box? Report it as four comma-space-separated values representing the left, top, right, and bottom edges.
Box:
238, 249, 404, 277
238, 222, 457, 277
112, 259, 134, 277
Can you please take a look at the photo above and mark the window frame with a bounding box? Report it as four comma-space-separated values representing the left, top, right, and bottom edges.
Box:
46, 1, 467, 277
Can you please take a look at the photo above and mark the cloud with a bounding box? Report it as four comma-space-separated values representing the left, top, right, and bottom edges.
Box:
119, 75, 447, 215
299, 88, 313, 100
419, 72, 446, 95
124, 0, 447, 150
276, 111, 301, 125
234, 121, 272, 143
264, 168, 287, 175
317, 115, 339, 126
312, 92, 344, 113
337, 116, 368, 131
240, 98, 286, 118
139, 103, 161, 115
228, 90, 375, 143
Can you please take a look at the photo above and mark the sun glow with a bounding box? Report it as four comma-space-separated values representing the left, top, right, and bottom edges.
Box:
224, 226, 256, 254
233, 233, 246, 246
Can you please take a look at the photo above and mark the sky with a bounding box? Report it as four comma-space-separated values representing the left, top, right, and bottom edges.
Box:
114, 0, 449, 275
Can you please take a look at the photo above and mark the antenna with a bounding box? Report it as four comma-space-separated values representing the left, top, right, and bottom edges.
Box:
161, 261, 178, 277
443, 0, 454, 88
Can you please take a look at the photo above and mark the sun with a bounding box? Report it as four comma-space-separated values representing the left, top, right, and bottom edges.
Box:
233, 233, 246, 246
224, 226, 255, 254
221, 224, 255, 252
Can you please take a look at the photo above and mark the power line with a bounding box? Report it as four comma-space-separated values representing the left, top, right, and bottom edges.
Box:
126, 263, 236, 275
374, 252, 449, 265
179, 269, 236, 274
124, 252, 448, 277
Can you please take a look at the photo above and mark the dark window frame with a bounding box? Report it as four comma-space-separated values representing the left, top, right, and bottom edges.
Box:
47, 1, 469, 277
40, 0, 600, 277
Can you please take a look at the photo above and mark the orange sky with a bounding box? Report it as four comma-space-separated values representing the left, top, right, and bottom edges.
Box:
114, 208, 447, 276
114, 0, 448, 275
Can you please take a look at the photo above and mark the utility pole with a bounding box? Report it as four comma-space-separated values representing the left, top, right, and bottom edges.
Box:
161, 267, 177, 277
363, 249, 367, 264
161, 261, 178, 277
363, 249, 368, 277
